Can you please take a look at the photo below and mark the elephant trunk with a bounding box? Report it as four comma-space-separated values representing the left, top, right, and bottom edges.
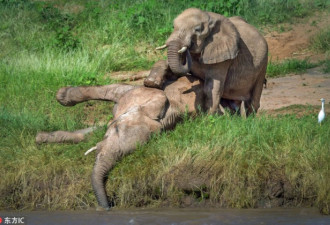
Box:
91, 153, 115, 210
167, 40, 192, 75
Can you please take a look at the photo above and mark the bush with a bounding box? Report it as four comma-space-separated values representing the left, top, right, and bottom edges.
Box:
310, 29, 330, 54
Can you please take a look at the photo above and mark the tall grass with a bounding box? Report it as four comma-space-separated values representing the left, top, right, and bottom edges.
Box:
310, 29, 330, 54
106, 114, 329, 212
310, 28, 330, 73
1, 114, 329, 213
1, 0, 328, 53
267, 59, 318, 77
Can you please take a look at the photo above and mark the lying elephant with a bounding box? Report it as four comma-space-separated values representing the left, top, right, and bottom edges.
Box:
144, 8, 268, 115
36, 74, 243, 210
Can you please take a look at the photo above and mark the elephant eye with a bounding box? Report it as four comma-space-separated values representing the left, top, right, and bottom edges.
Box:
194, 24, 203, 33
195, 26, 201, 32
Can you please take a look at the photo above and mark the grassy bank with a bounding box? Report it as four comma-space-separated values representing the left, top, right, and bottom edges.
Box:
0, 0, 329, 214
1, 114, 329, 213
266, 59, 319, 78
108, 113, 330, 212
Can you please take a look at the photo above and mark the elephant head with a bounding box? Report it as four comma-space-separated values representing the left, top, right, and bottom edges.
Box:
158, 8, 240, 74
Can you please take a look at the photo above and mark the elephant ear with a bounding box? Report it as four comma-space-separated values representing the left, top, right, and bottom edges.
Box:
200, 15, 239, 64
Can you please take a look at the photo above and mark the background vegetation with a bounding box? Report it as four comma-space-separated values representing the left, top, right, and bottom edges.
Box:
0, 0, 329, 213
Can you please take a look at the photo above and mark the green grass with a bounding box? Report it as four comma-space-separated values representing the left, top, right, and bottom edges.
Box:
0, 0, 329, 214
1, 114, 329, 213
322, 59, 330, 73
310, 28, 330, 73
310, 29, 330, 54
266, 59, 318, 78
113, 113, 329, 212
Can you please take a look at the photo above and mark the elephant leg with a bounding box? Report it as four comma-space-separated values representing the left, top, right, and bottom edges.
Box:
231, 100, 242, 115
56, 84, 136, 106
204, 77, 224, 114
245, 65, 267, 116
91, 112, 162, 210
203, 62, 230, 114
220, 99, 242, 115
35, 127, 97, 144
144, 60, 170, 89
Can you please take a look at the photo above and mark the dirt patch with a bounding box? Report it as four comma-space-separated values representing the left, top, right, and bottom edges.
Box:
264, 10, 329, 61
260, 67, 330, 113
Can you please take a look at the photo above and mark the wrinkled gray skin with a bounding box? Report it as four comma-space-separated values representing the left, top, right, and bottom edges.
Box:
144, 8, 268, 115
36, 74, 242, 210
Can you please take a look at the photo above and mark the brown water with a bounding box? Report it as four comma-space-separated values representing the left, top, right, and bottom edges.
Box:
1, 208, 329, 225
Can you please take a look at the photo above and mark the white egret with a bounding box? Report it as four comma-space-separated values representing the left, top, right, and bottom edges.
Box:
318, 98, 325, 125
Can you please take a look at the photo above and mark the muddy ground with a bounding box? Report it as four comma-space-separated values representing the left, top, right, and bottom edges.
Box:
260, 67, 330, 113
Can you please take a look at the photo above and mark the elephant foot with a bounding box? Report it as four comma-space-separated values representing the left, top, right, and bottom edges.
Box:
144, 76, 163, 89
206, 105, 223, 115
56, 87, 82, 106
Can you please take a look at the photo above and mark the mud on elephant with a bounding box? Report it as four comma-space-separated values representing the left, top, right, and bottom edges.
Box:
144, 8, 268, 115
36, 74, 244, 210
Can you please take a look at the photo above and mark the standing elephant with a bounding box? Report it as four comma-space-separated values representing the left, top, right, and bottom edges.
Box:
144, 8, 268, 115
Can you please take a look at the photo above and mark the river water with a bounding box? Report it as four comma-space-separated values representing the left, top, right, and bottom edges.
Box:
1, 208, 329, 225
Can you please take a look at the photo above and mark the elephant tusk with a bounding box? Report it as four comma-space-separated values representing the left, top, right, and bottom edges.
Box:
178, 46, 187, 53
85, 146, 97, 155
156, 44, 167, 50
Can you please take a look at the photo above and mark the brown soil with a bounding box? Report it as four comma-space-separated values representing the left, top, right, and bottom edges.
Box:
260, 67, 330, 114
264, 10, 329, 62
260, 11, 330, 114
